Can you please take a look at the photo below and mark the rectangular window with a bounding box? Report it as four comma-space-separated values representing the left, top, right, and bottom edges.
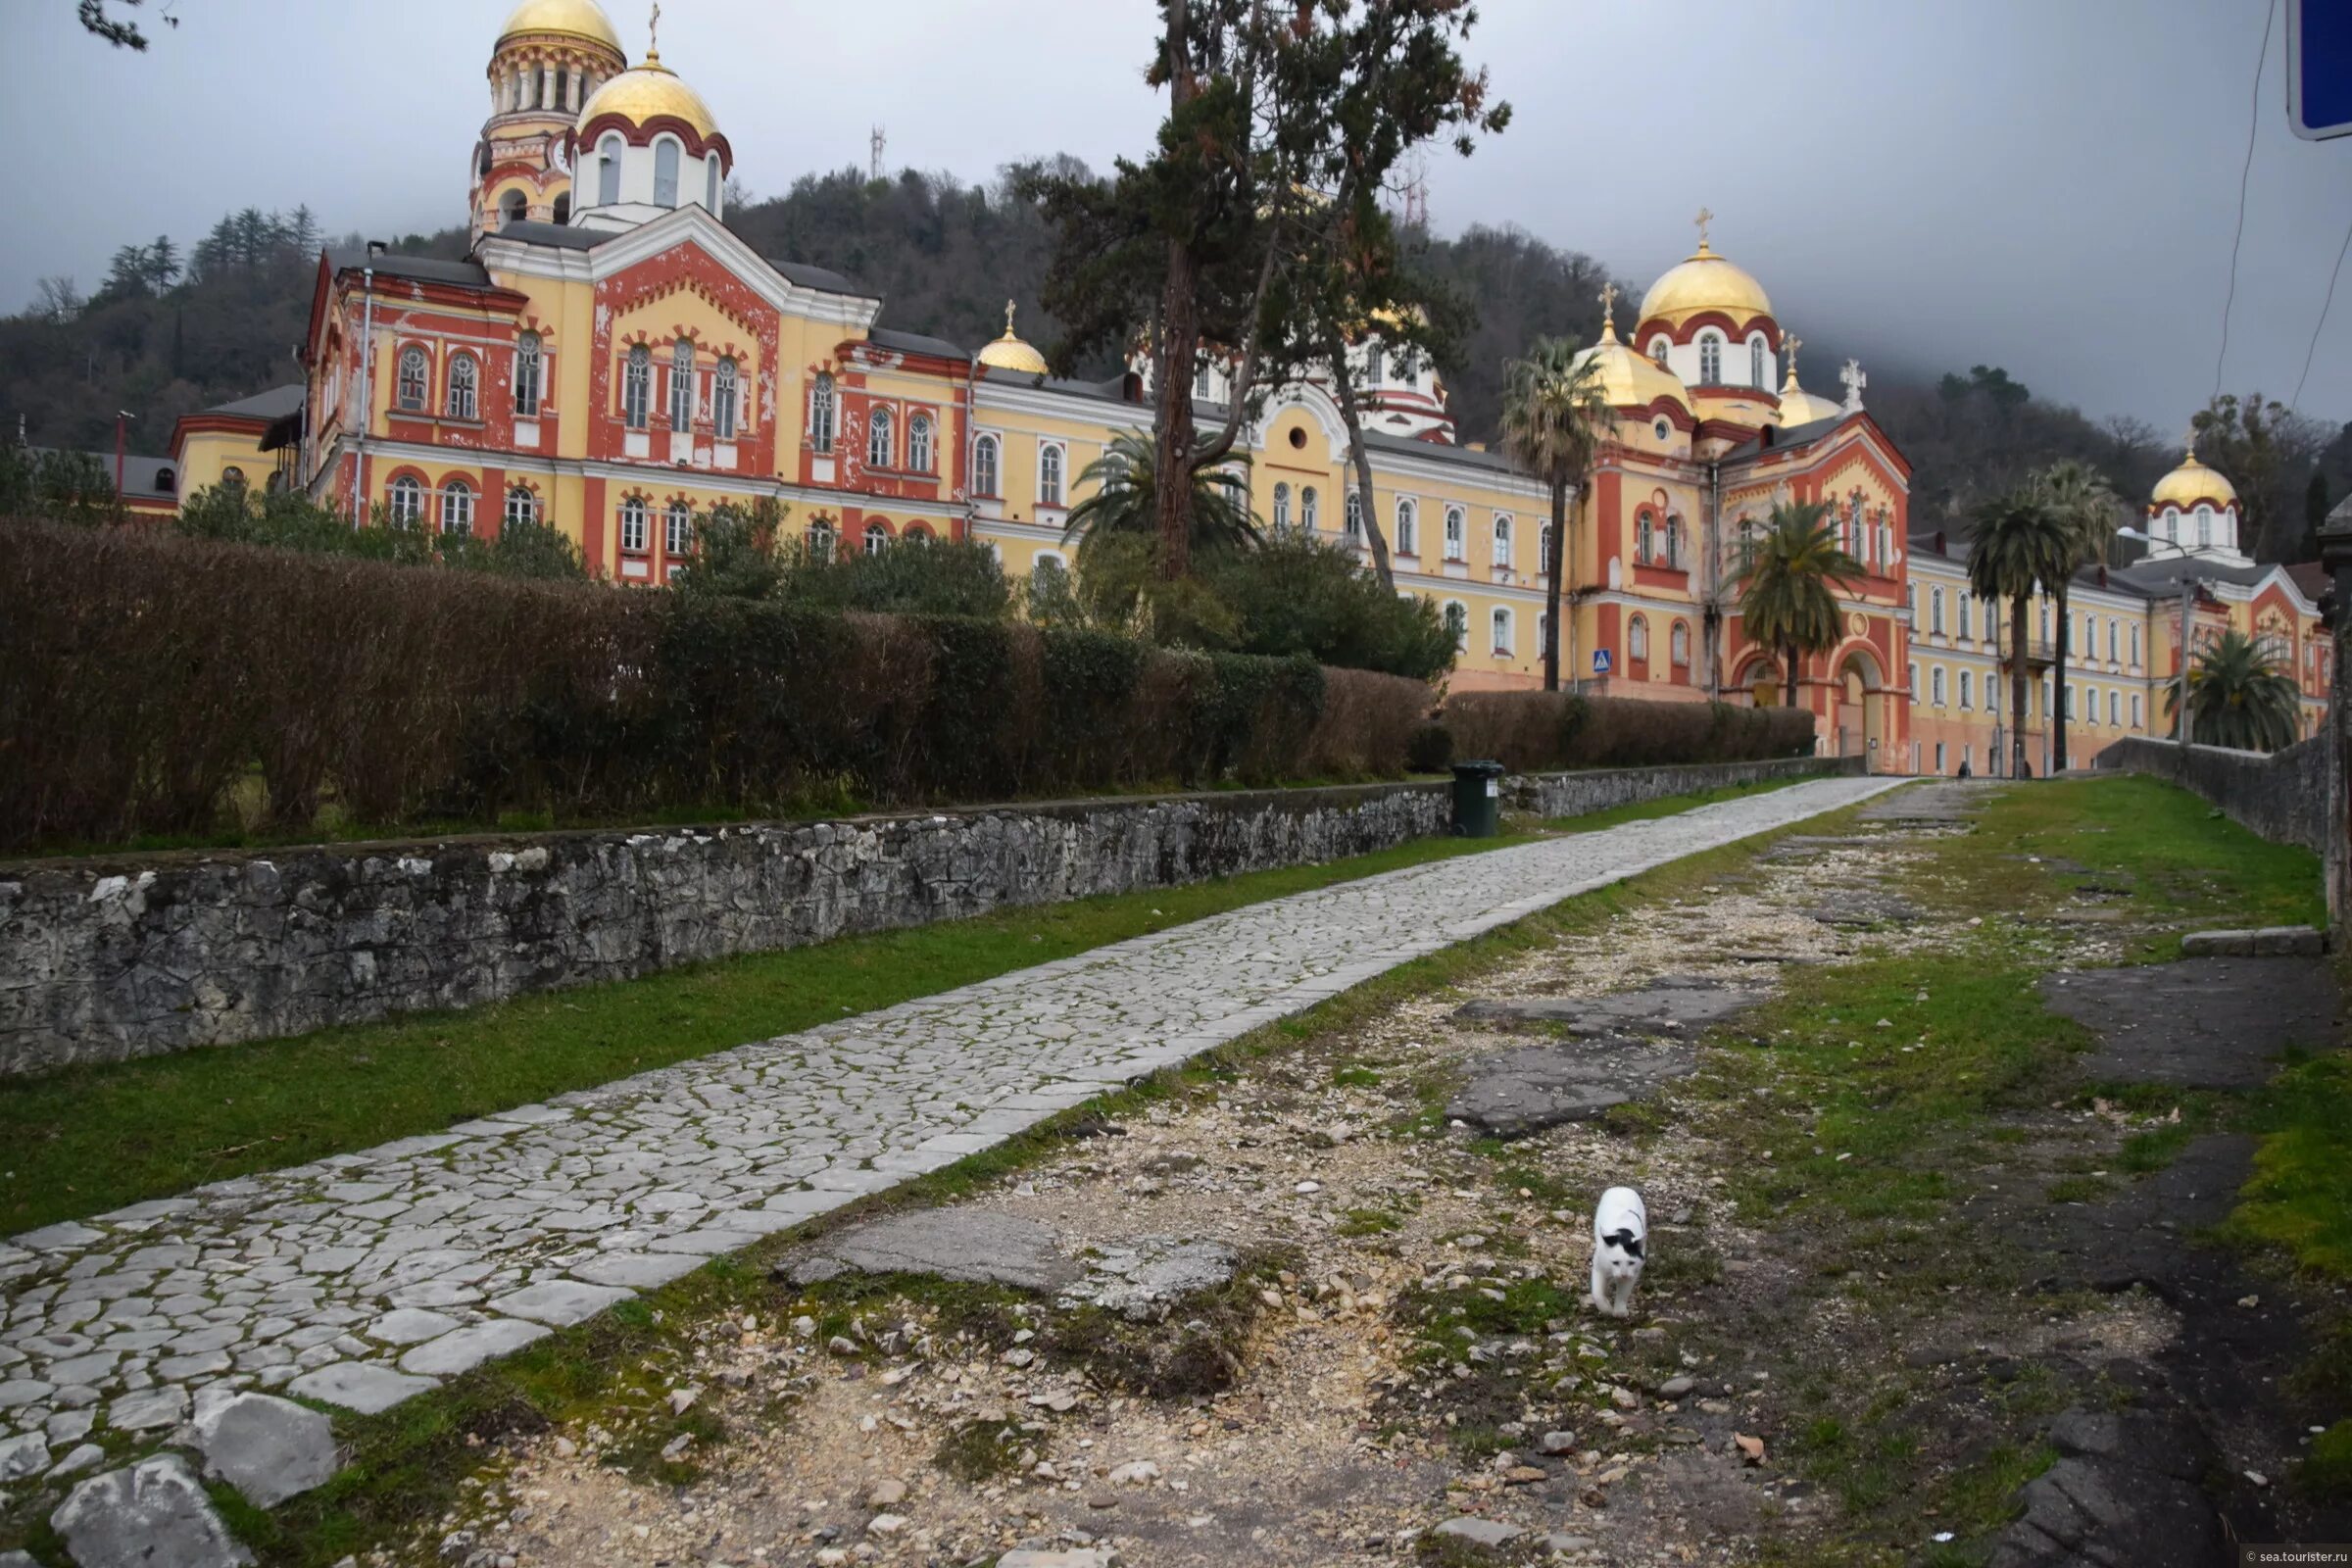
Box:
1936, 743, 1946, 773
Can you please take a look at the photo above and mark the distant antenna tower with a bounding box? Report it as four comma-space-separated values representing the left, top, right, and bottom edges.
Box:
1399, 150, 1430, 230
870, 124, 886, 181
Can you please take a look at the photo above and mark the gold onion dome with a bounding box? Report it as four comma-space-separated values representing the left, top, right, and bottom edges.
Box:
1775, 335, 1840, 426
1575, 287, 1689, 414
976, 301, 1049, 375
2151, 432, 2238, 510
498, 0, 625, 51
577, 52, 718, 139
1638, 212, 1774, 329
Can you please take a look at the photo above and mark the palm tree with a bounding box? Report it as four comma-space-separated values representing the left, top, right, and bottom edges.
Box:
2167, 629, 2301, 751
1738, 501, 1863, 710
1500, 338, 1611, 692
1967, 487, 2075, 779
1062, 430, 1259, 572
2037, 460, 2124, 772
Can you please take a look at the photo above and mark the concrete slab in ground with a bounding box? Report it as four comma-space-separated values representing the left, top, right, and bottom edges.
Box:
2039, 956, 2340, 1090
1452, 975, 1766, 1036
1446, 1037, 1696, 1137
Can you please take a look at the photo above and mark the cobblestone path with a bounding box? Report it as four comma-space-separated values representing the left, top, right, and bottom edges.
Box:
0, 776, 1901, 1451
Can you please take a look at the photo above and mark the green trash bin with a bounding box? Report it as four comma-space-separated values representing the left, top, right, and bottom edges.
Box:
1450, 760, 1505, 837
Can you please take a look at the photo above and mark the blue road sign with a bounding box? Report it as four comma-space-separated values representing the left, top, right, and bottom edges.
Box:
1592, 648, 1613, 674
2289, 0, 2352, 141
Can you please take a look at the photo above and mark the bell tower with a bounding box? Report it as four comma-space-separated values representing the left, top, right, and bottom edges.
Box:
471, 0, 629, 242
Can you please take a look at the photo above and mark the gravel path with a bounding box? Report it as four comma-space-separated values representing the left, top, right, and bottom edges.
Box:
0, 775, 1903, 1453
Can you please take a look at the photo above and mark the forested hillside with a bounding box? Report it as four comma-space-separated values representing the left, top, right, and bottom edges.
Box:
7, 165, 2347, 561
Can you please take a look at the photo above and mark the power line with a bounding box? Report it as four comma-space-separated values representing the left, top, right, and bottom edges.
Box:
2214, 0, 2278, 400
2292, 208, 2352, 412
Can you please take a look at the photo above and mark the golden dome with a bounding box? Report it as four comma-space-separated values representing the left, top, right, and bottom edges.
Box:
498, 0, 624, 52
577, 55, 718, 140
976, 301, 1049, 375
1574, 296, 1689, 417
1638, 239, 1774, 330
1775, 336, 1840, 426
2151, 433, 2238, 511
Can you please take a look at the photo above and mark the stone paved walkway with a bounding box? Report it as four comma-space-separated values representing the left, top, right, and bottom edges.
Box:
0, 775, 1901, 1454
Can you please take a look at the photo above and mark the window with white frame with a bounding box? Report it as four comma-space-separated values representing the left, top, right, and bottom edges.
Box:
2196, 506, 2213, 549
904, 525, 932, 547
2131, 624, 2141, 664
706, 154, 720, 214
1907, 662, 1919, 699
863, 521, 889, 555
2108, 689, 2120, 726
1959, 669, 1973, 710
440, 477, 473, 535
1300, 486, 1319, 532
1492, 607, 1512, 654
806, 518, 835, 560
596, 134, 622, 205
1493, 514, 1512, 567
1395, 498, 1417, 556
2107, 618, 2119, 662
1749, 337, 1767, 387
809, 373, 836, 454
712, 358, 738, 439
1932, 666, 1946, 706
1638, 513, 1654, 563
1671, 620, 1690, 665
1630, 614, 1650, 661
1445, 505, 1465, 561
514, 332, 542, 416
906, 413, 932, 473
1365, 345, 1385, 386
396, 346, 429, 412
1039, 443, 1064, 507
623, 344, 650, 429
2132, 692, 2143, 727
619, 495, 648, 553
1444, 601, 1467, 649
1345, 490, 1363, 542
1271, 482, 1291, 532
972, 433, 1000, 497
1538, 521, 1552, 573
1984, 599, 1998, 641
866, 406, 894, 468
1666, 515, 1683, 568
1957, 590, 1971, 638
654, 138, 680, 207
387, 474, 422, 527
1698, 332, 1723, 383
1931, 586, 1945, 635
665, 500, 691, 556
504, 484, 537, 529
669, 340, 695, 428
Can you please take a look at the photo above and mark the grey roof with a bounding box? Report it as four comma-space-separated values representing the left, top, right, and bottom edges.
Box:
768, 257, 867, 296
866, 325, 968, 360
2109, 555, 2290, 594
1364, 428, 1518, 472
1720, 413, 1851, 464
201, 384, 305, 421
37, 449, 177, 501
488, 220, 610, 251
326, 247, 495, 289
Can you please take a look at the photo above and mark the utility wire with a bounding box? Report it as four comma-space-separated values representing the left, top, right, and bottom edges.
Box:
2215, 0, 2278, 400
2291, 208, 2352, 412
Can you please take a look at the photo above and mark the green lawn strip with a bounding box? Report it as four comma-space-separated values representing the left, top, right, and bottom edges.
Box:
169, 801, 1858, 1567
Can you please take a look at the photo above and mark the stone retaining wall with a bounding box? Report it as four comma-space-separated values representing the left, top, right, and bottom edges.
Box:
1502, 753, 1864, 818
0, 758, 1848, 1075
2091, 735, 2328, 854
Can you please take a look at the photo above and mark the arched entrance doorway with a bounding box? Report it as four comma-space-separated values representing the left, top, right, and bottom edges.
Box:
1836, 649, 1884, 768
1744, 659, 1783, 708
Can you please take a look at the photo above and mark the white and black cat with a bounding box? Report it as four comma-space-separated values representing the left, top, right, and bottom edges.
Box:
1589, 1186, 1647, 1318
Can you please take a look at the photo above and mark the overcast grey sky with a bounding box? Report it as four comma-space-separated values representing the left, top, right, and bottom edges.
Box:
7, 0, 2351, 432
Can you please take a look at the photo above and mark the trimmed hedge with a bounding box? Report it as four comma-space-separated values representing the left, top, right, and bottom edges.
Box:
0, 522, 1435, 851
1440, 690, 1815, 772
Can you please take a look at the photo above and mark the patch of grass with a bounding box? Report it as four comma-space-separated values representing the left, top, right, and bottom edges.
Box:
2297, 1419, 2352, 1500
2238, 1050, 2352, 1277
935, 1415, 1029, 1483
2045, 1175, 2113, 1205
1339, 1206, 1402, 1237
1331, 1063, 1385, 1089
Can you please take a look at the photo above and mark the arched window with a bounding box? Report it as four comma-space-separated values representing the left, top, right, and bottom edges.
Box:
1750, 337, 1767, 387
1444, 601, 1468, 649
553, 192, 569, 224
809, 373, 836, 454
2131, 624, 2141, 665
1932, 666, 1946, 706
664, 500, 691, 555
2195, 506, 2213, 549
1648, 336, 1670, 368
1493, 514, 1512, 567
500, 191, 527, 228
439, 477, 473, 535
1665, 515, 1683, 568
445, 354, 478, 420
1671, 620, 1690, 665
622, 343, 651, 428
2108, 689, 2120, 726
1539, 521, 1553, 573
1039, 443, 1064, 507
504, 484, 538, 529
1958, 669, 1973, 710
1629, 614, 1649, 662
1539, 612, 1553, 660
1638, 513, 1654, 563
2132, 692, 2143, 727
669, 339, 695, 428
1365, 345, 1385, 386
866, 406, 895, 468
597, 134, 622, 206
2107, 618, 2119, 662
1931, 586, 1945, 635
712, 358, 738, 439
1956, 590, 1971, 639
973, 433, 1000, 497
806, 518, 836, 561
1492, 608, 1512, 654
220, 465, 246, 488
1395, 498, 1417, 556
266, 469, 285, 493
619, 495, 648, 553
904, 525, 933, 547
863, 521, 889, 555
706, 154, 721, 214
1445, 505, 1465, 561
515, 332, 542, 416
396, 346, 429, 412
654, 138, 681, 207
1271, 482, 1291, 532
1345, 490, 1364, 541
906, 413, 933, 473
1698, 333, 1723, 383
387, 474, 422, 527
1300, 486, 1319, 531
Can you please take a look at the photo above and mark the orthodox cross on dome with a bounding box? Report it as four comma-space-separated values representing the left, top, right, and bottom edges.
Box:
647, 1, 661, 59
1783, 331, 1803, 376
2182, 421, 2200, 458
1004, 299, 1018, 335
1840, 357, 1867, 412
1597, 281, 1618, 329
1692, 206, 1714, 251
